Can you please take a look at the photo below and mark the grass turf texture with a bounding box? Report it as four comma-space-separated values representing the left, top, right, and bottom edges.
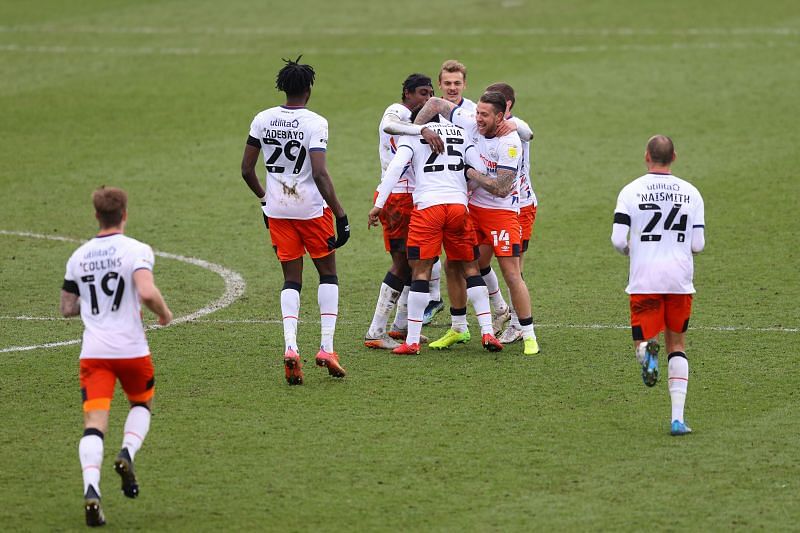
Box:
1, 0, 799, 530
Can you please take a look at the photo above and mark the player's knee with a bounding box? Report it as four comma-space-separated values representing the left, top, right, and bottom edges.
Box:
282, 281, 302, 292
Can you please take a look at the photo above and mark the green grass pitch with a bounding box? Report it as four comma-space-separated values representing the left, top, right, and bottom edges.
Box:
1, 0, 798, 530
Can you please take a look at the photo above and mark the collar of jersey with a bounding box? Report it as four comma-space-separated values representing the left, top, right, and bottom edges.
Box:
95, 232, 122, 239
280, 105, 305, 109
648, 171, 672, 176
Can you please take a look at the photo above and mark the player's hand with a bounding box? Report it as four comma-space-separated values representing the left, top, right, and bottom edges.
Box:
334, 215, 350, 248
421, 127, 444, 154
495, 120, 516, 137
159, 309, 173, 326
368, 207, 382, 229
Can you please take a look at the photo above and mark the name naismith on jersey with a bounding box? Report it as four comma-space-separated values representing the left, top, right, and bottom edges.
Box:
638, 191, 692, 203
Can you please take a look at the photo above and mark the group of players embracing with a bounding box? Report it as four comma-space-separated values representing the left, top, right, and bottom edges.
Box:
365, 60, 541, 357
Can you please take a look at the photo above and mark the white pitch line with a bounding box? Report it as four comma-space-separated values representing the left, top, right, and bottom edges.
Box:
0, 25, 798, 37
0, 41, 796, 58
4, 315, 794, 333
0, 230, 245, 354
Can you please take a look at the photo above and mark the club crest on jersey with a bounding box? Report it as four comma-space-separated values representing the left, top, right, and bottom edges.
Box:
489, 149, 499, 160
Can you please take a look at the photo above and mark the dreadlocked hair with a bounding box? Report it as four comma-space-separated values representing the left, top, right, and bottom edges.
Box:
275, 55, 316, 97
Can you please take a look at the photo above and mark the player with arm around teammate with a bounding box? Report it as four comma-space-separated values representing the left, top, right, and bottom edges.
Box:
368, 121, 503, 354
241, 56, 350, 385
364, 74, 434, 350
611, 135, 705, 436
411, 92, 539, 355
61, 186, 172, 527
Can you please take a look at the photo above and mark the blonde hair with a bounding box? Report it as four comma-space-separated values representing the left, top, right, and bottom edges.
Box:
92, 186, 127, 228
439, 59, 467, 81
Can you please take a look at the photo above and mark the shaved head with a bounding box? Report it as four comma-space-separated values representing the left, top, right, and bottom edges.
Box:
646, 135, 675, 165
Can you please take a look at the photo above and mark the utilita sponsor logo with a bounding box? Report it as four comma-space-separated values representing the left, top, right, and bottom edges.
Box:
270, 118, 300, 128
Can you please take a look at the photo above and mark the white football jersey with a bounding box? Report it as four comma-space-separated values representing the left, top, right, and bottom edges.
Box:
249, 106, 329, 220
614, 173, 705, 294
450, 106, 522, 212
438, 97, 476, 125
378, 103, 415, 195
64, 233, 154, 359
510, 116, 537, 208
375, 123, 481, 210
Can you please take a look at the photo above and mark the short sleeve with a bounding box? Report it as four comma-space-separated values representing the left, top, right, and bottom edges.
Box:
64, 254, 76, 282
133, 244, 155, 272
693, 190, 705, 228
309, 117, 328, 152
450, 107, 474, 130
497, 135, 522, 172
248, 113, 261, 140
614, 187, 631, 217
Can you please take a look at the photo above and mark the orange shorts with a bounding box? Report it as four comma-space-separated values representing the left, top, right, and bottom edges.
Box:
630, 294, 693, 341
268, 208, 335, 262
374, 191, 413, 252
407, 204, 478, 262
79, 355, 155, 412
469, 204, 521, 257
519, 204, 537, 250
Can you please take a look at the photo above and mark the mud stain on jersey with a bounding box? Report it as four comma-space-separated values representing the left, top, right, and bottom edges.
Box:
280, 180, 300, 199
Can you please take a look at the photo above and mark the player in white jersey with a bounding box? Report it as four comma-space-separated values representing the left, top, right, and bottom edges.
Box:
365, 74, 435, 350
61, 187, 172, 527
411, 91, 539, 355
611, 135, 706, 436
241, 56, 350, 385
483, 83, 540, 345
368, 121, 503, 354
414, 59, 478, 324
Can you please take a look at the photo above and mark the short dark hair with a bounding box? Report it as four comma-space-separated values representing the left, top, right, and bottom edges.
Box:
479, 91, 507, 115
647, 135, 675, 165
93, 186, 127, 228
484, 83, 515, 110
275, 55, 316, 97
401, 73, 433, 101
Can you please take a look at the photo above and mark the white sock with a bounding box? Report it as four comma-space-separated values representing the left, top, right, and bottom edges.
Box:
429, 260, 442, 302
482, 268, 507, 312
318, 283, 338, 352
406, 288, 428, 345
668, 354, 689, 423
122, 406, 151, 461
79, 432, 104, 495
368, 282, 401, 337
509, 300, 521, 329
281, 288, 300, 352
451, 308, 468, 333
467, 282, 493, 335
392, 285, 410, 330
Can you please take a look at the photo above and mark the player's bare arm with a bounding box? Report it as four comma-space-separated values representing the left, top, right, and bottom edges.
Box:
310, 150, 350, 248
60, 290, 80, 317
383, 113, 444, 154
413, 97, 456, 126
466, 167, 516, 198
369, 147, 411, 228
133, 269, 172, 325
241, 143, 266, 200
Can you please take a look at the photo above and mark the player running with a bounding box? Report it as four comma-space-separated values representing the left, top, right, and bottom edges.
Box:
365, 74, 435, 350
412, 92, 539, 355
61, 187, 173, 527
611, 135, 705, 436
241, 56, 350, 385
368, 121, 502, 355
